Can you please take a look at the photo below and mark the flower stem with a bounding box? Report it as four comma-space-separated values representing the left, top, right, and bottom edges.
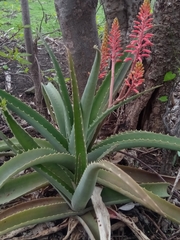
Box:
108, 60, 115, 108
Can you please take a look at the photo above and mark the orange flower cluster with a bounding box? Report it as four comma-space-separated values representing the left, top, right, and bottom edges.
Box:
99, 18, 122, 80
99, 23, 109, 79
125, 62, 144, 93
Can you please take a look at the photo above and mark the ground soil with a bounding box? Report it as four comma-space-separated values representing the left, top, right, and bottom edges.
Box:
0, 35, 180, 240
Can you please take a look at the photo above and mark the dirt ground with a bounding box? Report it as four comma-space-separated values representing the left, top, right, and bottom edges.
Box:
0, 36, 180, 240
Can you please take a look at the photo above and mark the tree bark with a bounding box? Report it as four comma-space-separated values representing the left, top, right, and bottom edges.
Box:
54, 0, 99, 96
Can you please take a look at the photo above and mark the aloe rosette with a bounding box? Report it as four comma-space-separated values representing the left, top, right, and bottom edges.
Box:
0, 1, 180, 239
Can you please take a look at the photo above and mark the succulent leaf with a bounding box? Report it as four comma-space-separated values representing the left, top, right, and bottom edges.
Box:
0, 198, 80, 236
89, 131, 180, 162
2, 109, 39, 151
0, 90, 68, 152
0, 172, 48, 204
89, 53, 132, 126
77, 212, 100, 240
0, 148, 75, 189
42, 82, 71, 137
42, 38, 73, 125
81, 47, 101, 135
68, 51, 87, 184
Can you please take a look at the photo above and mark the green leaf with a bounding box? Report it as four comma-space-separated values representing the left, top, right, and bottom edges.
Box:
89, 70, 110, 125
68, 51, 87, 184
42, 85, 58, 126
0, 51, 8, 58
164, 71, 176, 82
3, 109, 39, 151
42, 82, 71, 137
150, 0, 156, 12
87, 86, 160, 148
89, 53, 131, 125
0, 197, 81, 236
73, 160, 180, 224
88, 131, 180, 162
158, 95, 168, 102
0, 172, 48, 204
0, 98, 7, 110
81, 47, 101, 135
71, 162, 101, 211
0, 90, 68, 152
99, 171, 170, 205
0, 148, 75, 189
42, 38, 73, 126
36, 163, 74, 201
113, 53, 132, 96
71, 160, 162, 212
2, 65, 8, 70
77, 212, 100, 240
0, 137, 53, 152
101, 181, 169, 205
143, 189, 180, 224
0, 131, 20, 154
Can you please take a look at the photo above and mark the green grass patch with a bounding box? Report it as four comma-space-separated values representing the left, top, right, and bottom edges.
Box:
96, 3, 106, 38
0, 0, 61, 39
0, 0, 105, 40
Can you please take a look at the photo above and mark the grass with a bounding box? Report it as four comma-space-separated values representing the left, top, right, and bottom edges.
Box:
0, 0, 61, 39
0, 0, 105, 40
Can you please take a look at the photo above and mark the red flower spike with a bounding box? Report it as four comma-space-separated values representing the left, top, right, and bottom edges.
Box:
108, 17, 122, 64
99, 23, 109, 79
114, 0, 153, 105
125, 61, 144, 93
99, 18, 122, 81
124, 0, 153, 63
108, 17, 122, 107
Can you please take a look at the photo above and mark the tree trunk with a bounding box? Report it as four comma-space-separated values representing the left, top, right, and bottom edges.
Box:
54, 0, 99, 96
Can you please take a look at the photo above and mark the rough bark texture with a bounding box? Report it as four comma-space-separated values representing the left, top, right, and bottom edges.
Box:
54, 0, 99, 96
101, 0, 142, 48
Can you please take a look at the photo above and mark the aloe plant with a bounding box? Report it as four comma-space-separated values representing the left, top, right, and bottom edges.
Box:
0, 1, 180, 239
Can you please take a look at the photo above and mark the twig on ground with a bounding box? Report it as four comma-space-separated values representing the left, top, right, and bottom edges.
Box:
108, 207, 150, 240
118, 150, 166, 182
168, 168, 180, 202
142, 209, 168, 240
168, 228, 180, 240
